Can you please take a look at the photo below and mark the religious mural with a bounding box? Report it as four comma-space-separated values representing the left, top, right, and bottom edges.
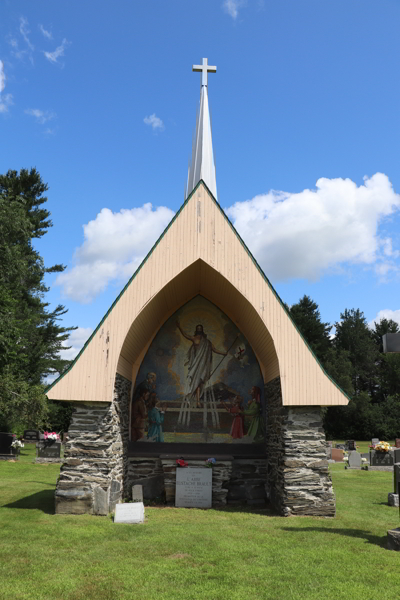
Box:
130, 295, 265, 444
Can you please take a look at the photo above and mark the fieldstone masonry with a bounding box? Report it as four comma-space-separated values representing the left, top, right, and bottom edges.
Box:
266, 376, 335, 517
55, 374, 335, 517
55, 374, 131, 515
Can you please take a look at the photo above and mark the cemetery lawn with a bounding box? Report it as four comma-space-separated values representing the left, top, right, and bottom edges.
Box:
1, 446, 399, 600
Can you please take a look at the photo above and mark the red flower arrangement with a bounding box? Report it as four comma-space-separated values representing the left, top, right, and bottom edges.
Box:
176, 458, 188, 468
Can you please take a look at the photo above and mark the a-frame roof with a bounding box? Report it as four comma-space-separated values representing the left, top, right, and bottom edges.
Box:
46, 180, 349, 407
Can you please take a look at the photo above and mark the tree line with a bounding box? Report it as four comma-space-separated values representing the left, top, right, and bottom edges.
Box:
289, 296, 400, 440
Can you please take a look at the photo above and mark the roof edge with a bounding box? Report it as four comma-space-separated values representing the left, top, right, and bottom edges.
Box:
46, 180, 350, 404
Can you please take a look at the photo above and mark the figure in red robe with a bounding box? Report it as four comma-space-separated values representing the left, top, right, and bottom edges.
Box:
223, 396, 244, 439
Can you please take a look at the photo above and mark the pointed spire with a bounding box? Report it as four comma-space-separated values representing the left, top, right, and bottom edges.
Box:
186, 58, 217, 201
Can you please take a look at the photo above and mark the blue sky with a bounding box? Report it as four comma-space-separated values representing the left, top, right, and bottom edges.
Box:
1, 0, 400, 361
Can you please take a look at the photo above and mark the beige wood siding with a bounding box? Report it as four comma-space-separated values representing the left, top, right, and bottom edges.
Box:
47, 183, 348, 407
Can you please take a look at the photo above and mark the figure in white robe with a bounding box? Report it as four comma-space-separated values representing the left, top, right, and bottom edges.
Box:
176, 322, 227, 408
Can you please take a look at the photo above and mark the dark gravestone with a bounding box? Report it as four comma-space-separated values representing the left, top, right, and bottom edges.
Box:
37, 441, 61, 459
394, 464, 400, 494
347, 440, 356, 451
370, 450, 394, 467
394, 449, 400, 464
23, 429, 40, 442
0, 432, 13, 454
335, 444, 346, 450
395, 439, 400, 449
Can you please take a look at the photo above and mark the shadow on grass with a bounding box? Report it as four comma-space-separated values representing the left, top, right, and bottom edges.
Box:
4, 490, 55, 514
281, 526, 387, 548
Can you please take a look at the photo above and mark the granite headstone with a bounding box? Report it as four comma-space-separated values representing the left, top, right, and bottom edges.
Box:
175, 467, 212, 508
348, 451, 362, 468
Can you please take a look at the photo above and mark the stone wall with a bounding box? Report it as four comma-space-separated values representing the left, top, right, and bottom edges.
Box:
266, 376, 335, 517
55, 374, 131, 515
126, 456, 268, 506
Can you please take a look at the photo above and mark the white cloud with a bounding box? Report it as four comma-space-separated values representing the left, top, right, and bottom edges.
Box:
25, 108, 56, 124
55, 203, 175, 303
39, 24, 53, 40
143, 113, 164, 131
0, 93, 13, 114
20, 17, 34, 51
59, 327, 93, 361
0, 60, 5, 93
369, 309, 400, 329
43, 38, 69, 64
223, 0, 246, 19
225, 173, 400, 282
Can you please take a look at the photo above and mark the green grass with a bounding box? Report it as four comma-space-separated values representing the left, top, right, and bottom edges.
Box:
1, 445, 399, 600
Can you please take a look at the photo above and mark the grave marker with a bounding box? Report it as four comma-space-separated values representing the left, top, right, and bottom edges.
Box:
348, 451, 362, 468
175, 467, 212, 508
114, 502, 144, 524
23, 430, 40, 442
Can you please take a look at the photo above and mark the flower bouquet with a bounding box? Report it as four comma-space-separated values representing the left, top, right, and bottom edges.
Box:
176, 458, 188, 468
11, 439, 24, 455
374, 441, 391, 453
205, 458, 216, 468
43, 431, 60, 447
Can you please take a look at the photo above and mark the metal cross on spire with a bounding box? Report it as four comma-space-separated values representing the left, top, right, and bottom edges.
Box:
193, 58, 217, 87
186, 58, 218, 201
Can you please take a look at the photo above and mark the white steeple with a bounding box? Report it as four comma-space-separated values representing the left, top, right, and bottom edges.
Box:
186, 58, 218, 201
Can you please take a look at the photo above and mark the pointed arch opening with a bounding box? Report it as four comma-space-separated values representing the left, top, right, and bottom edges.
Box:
117, 259, 280, 386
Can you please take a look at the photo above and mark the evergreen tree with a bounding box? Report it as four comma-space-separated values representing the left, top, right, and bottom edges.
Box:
0, 168, 75, 431
289, 295, 332, 363
333, 308, 378, 396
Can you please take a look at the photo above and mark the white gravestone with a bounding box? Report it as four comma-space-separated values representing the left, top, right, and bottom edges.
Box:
114, 502, 144, 524
175, 467, 212, 508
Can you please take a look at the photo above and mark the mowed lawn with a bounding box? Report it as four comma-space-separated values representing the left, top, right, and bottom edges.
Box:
1, 446, 399, 600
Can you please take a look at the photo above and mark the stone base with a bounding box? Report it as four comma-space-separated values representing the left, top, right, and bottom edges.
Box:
388, 493, 399, 507
387, 528, 400, 551
35, 458, 63, 464
0, 454, 17, 461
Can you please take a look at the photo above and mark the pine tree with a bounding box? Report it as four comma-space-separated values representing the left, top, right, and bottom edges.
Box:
289, 295, 332, 363
0, 168, 75, 430
333, 308, 378, 396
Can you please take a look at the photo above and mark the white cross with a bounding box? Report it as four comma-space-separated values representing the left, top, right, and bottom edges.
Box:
193, 58, 217, 87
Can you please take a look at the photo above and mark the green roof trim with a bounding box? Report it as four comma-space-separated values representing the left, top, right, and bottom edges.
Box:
46, 180, 350, 403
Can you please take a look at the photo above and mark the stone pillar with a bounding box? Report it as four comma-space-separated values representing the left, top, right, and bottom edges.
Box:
266, 376, 335, 517
55, 374, 131, 515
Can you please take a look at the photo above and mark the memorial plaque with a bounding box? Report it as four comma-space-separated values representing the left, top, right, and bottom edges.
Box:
175, 467, 212, 508
371, 438, 379, 447
114, 502, 144, 524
